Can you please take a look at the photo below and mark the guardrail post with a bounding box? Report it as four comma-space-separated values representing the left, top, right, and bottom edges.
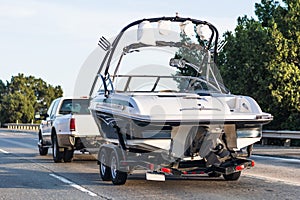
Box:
261, 138, 268, 146
2, 123, 39, 131
283, 139, 291, 147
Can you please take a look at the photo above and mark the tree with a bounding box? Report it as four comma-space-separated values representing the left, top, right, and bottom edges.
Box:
0, 74, 63, 124
1, 92, 35, 123
218, 16, 275, 113
26, 76, 63, 118
255, 0, 280, 27
0, 80, 6, 125
218, 0, 300, 130
262, 0, 300, 129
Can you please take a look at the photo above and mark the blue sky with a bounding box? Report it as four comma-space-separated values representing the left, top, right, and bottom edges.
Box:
0, 0, 261, 96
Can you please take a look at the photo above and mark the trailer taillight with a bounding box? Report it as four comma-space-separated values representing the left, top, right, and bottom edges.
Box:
235, 165, 245, 171
70, 118, 76, 131
161, 168, 172, 174
251, 160, 255, 167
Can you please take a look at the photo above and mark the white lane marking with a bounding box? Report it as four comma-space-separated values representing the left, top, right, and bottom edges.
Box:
0, 148, 10, 154
245, 174, 300, 187
252, 155, 300, 164
49, 173, 98, 197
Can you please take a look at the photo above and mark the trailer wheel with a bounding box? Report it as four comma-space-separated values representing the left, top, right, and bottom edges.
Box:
110, 151, 127, 185
223, 171, 241, 181
99, 148, 111, 181
52, 133, 64, 163
63, 148, 74, 162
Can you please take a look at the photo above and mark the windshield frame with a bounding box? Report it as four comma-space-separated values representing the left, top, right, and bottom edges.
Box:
89, 16, 223, 96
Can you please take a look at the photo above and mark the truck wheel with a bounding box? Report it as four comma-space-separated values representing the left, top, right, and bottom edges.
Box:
39, 144, 49, 156
63, 148, 74, 162
223, 171, 241, 181
99, 148, 111, 181
38, 132, 48, 156
52, 134, 64, 163
110, 151, 127, 185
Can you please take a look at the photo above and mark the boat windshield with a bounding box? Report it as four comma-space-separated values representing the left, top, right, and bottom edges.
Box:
97, 20, 228, 95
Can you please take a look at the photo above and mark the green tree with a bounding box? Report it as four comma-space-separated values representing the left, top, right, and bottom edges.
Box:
0, 80, 6, 125
6, 74, 36, 123
0, 74, 63, 124
218, 0, 300, 130
218, 16, 275, 113
262, 0, 300, 129
25, 76, 63, 118
1, 92, 35, 123
255, 0, 280, 27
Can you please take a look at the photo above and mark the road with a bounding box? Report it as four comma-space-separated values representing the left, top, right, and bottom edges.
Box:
0, 130, 299, 200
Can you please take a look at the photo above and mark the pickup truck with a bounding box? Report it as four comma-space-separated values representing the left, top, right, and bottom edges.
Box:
38, 97, 100, 162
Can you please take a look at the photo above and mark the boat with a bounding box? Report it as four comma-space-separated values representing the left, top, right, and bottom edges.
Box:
88, 16, 273, 184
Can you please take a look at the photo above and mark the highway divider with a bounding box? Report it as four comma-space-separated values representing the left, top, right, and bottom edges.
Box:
261, 130, 300, 147
2, 123, 39, 131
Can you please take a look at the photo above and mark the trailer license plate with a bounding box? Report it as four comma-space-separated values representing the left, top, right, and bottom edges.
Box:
146, 173, 166, 181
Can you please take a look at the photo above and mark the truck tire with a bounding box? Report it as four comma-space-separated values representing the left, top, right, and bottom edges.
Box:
38, 132, 48, 156
110, 151, 127, 185
223, 171, 241, 181
99, 148, 111, 181
52, 133, 64, 163
63, 148, 74, 162
39, 144, 49, 156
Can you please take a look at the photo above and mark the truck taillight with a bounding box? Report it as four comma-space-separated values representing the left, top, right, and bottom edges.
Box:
70, 118, 76, 131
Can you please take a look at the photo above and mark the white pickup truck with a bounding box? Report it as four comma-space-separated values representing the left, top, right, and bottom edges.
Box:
38, 97, 100, 162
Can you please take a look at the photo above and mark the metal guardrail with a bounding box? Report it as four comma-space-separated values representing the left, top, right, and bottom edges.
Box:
262, 130, 300, 146
262, 130, 300, 139
3, 123, 39, 131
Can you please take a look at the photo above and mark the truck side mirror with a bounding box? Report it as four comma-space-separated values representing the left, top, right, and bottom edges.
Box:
35, 113, 49, 120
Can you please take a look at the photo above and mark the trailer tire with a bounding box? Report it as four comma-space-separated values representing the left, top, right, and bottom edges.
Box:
110, 151, 127, 185
99, 148, 112, 181
223, 171, 241, 181
52, 133, 64, 163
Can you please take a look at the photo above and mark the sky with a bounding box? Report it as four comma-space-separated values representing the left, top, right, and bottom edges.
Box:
0, 0, 261, 96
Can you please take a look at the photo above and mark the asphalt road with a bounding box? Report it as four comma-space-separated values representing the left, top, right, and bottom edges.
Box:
0, 130, 299, 200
